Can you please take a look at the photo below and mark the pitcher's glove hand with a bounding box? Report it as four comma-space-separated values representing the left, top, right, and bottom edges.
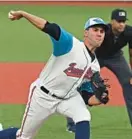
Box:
91, 72, 110, 104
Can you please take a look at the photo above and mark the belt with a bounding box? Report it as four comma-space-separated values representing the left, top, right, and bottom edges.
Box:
40, 86, 65, 100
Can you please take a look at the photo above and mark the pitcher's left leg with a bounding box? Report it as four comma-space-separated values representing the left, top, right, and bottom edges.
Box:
57, 93, 91, 139
16, 86, 54, 139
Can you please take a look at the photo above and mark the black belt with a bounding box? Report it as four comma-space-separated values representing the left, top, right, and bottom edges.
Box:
40, 86, 65, 100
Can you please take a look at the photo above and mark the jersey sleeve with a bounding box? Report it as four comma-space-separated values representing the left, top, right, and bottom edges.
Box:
125, 25, 132, 48
42, 22, 73, 56
51, 27, 73, 56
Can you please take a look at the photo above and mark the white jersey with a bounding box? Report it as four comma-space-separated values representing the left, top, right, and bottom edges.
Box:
37, 27, 100, 98
16, 18, 107, 139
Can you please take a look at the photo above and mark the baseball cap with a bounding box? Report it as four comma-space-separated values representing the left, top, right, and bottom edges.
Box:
84, 17, 108, 31
111, 9, 128, 21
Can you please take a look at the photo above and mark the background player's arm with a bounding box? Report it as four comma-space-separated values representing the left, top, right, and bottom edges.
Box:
127, 26, 132, 84
126, 26, 132, 70
129, 48, 132, 70
128, 47, 132, 85
128, 38, 132, 70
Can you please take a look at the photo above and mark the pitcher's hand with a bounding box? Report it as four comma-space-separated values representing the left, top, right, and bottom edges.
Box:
8, 10, 23, 20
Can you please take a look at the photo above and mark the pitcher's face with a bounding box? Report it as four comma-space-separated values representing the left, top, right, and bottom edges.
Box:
84, 26, 105, 48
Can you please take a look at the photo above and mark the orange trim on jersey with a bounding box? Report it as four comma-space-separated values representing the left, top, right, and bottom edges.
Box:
17, 86, 36, 138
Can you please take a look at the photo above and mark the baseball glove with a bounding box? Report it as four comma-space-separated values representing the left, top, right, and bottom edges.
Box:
90, 72, 110, 104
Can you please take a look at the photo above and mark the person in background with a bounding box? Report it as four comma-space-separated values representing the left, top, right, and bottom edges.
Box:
67, 8, 132, 133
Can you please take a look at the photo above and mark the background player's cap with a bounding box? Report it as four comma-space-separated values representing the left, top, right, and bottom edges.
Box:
84, 17, 108, 32
111, 9, 128, 21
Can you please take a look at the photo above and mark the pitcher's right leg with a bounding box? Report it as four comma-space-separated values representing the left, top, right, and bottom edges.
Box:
0, 127, 18, 139
16, 86, 54, 139
58, 93, 91, 139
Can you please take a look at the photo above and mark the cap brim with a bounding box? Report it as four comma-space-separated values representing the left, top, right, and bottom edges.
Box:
115, 17, 128, 21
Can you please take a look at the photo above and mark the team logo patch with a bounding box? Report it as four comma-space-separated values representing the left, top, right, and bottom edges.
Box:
119, 12, 125, 16
64, 63, 94, 79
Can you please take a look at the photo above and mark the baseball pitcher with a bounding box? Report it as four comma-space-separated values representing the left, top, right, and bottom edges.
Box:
8, 10, 109, 139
